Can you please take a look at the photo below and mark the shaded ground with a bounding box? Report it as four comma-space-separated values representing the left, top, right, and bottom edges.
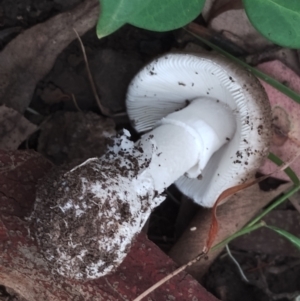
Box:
1, 1, 300, 301
205, 252, 300, 301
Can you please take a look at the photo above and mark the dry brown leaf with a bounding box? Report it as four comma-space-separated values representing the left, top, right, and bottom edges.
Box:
258, 60, 300, 181
0, 105, 37, 150
204, 3, 273, 53
204, 179, 260, 252
0, 0, 98, 113
202, 0, 243, 22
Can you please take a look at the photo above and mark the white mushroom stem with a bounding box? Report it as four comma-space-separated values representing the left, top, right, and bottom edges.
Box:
137, 98, 236, 193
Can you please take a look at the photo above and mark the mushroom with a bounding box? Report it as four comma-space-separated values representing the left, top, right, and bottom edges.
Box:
33, 52, 271, 280
127, 52, 272, 206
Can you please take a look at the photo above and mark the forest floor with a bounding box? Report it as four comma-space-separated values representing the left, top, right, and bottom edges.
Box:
1, 1, 300, 300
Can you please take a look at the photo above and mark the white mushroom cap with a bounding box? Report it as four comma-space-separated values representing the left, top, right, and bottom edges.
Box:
126, 53, 271, 207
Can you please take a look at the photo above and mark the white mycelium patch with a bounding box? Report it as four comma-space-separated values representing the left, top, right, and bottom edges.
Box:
34, 130, 164, 280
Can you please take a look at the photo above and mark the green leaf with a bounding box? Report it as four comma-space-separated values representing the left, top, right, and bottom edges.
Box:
243, 0, 300, 48
97, 0, 150, 38
267, 225, 300, 250
97, 0, 205, 38
129, 0, 205, 32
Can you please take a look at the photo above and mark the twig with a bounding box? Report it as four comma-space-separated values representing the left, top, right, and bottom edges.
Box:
26, 107, 41, 115
165, 189, 180, 205
72, 28, 111, 116
132, 252, 205, 301
225, 244, 249, 283
71, 93, 82, 112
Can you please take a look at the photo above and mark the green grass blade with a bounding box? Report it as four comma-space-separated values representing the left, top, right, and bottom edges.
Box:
266, 225, 300, 250
211, 221, 266, 251
268, 152, 300, 185
185, 30, 300, 104
246, 185, 300, 228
